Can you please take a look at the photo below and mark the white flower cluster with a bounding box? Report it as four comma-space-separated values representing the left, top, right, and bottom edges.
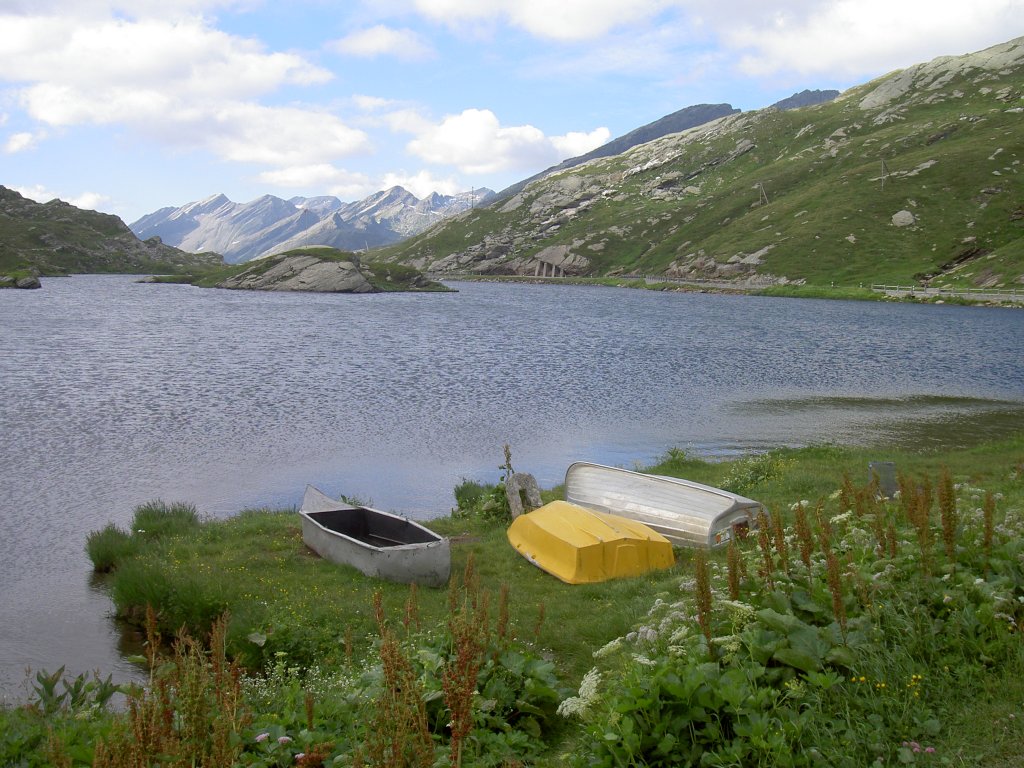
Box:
829, 510, 854, 526
718, 599, 756, 623
557, 667, 602, 719
593, 637, 623, 659
712, 633, 742, 662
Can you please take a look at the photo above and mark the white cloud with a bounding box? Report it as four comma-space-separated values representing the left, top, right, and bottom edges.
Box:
411, 0, 1021, 80
352, 94, 395, 111
551, 127, 610, 157
205, 104, 370, 166
413, 0, 674, 41
5, 1, 258, 21
11, 183, 107, 211
4, 130, 41, 153
379, 107, 434, 134
257, 163, 370, 189
0, 13, 365, 168
407, 108, 609, 174
380, 169, 463, 198
12, 184, 58, 204
0, 16, 330, 98
718, 0, 1023, 77
67, 191, 110, 210
331, 25, 434, 60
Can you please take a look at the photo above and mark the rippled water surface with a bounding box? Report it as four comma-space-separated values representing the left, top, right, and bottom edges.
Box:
1, 275, 1023, 697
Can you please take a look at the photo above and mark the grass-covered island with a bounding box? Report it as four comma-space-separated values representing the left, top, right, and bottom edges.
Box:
4, 436, 1024, 767
144, 247, 451, 294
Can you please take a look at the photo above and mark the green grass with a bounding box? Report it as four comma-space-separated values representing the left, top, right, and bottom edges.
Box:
85, 433, 1024, 680
4, 430, 1022, 766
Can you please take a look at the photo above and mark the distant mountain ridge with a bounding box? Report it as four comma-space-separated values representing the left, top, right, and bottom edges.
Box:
131, 186, 494, 264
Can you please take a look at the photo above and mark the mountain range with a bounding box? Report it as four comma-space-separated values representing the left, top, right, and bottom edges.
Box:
130, 186, 494, 264
376, 37, 1024, 290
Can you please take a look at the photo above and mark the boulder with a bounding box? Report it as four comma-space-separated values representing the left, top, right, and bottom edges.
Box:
16, 276, 41, 289
217, 254, 375, 293
891, 210, 917, 227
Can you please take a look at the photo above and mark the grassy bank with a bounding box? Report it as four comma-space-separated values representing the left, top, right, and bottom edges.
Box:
4, 434, 1024, 766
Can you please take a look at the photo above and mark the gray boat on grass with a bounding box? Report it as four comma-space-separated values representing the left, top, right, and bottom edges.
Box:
299, 485, 451, 587
564, 462, 766, 548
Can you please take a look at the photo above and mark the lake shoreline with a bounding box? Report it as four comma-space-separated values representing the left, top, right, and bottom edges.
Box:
435, 273, 1024, 307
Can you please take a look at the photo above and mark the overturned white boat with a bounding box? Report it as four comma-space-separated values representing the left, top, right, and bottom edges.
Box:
564, 462, 766, 548
299, 485, 451, 587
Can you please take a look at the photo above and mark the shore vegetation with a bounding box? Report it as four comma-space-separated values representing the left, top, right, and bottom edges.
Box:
3, 435, 1024, 766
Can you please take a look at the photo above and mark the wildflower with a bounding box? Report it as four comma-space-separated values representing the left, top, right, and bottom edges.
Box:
255, 733, 269, 743
295, 754, 305, 761
719, 599, 756, 621
925, 747, 936, 754
943, 594, 953, 604
557, 668, 603, 719
579, 667, 601, 700
830, 510, 853, 526
668, 625, 691, 644
278, 736, 292, 745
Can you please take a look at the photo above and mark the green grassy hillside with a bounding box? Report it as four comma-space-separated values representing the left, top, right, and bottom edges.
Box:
0, 186, 223, 278
379, 38, 1024, 290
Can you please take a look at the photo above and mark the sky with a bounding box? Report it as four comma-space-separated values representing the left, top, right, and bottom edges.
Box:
1, 1, 1021, 225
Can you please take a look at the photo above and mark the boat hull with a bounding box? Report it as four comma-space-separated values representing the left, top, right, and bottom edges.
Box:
564, 462, 765, 548
299, 486, 451, 588
507, 500, 674, 584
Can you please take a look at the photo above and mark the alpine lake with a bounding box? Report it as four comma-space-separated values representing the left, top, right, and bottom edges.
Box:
1, 275, 1022, 700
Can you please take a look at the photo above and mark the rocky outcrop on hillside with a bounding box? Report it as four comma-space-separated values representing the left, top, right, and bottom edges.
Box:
0, 186, 223, 278
131, 186, 493, 264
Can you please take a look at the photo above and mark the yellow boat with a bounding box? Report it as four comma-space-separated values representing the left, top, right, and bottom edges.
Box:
507, 500, 675, 584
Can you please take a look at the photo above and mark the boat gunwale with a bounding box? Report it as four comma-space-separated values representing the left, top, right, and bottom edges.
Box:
299, 507, 446, 553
